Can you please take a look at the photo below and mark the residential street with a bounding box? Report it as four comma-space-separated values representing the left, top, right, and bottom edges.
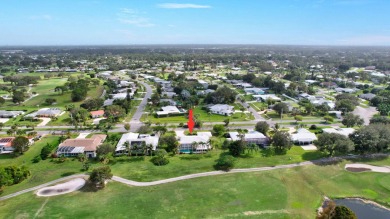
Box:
129, 81, 152, 132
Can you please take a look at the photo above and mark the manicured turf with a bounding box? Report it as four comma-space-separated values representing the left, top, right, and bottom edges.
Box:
0, 159, 389, 218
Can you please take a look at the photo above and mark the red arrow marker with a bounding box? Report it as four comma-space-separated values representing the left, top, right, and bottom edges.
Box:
187, 109, 195, 133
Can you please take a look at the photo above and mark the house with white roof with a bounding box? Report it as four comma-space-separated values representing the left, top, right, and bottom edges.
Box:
244, 88, 265, 95
253, 94, 281, 102
156, 106, 186, 116
25, 108, 63, 118
178, 132, 212, 153
208, 104, 234, 116
115, 132, 159, 155
291, 128, 317, 145
198, 80, 209, 89
322, 128, 355, 137
229, 131, 269, 146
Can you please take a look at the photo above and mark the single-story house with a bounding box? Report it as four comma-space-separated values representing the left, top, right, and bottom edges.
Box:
328, 111, 342, 119
160, 99, 177, 106
178, 132, 212, 153
291, 128, 317, 145
56, 134, 107, 158
90, 110, 105, 118
244, 88, 265, 95
103, 99, 114, 106
208, 104, 234, 116
359, 93, 376, 101
26, 108, 63, 118
0, 110, 24, 118
115, 132, 159, 155
335, 88, 356, 93
320, 82, 338, 89
322, 128, 355, 137
198, 80, 209, 89
156, 106, 186, 116
253, 94, 281, 102
196, 89, 215, 96
161, 91, 177, 98
0, 137, 15, 153
229, 131, 269, 146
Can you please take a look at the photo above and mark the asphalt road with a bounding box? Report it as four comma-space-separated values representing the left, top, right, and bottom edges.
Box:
129, 81, 152, 132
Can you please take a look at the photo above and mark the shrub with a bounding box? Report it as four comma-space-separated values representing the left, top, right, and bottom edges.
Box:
151, 156, 169, 166
214, 155, 236, 171
32, 155, 41, 163
310, 124, 317, 130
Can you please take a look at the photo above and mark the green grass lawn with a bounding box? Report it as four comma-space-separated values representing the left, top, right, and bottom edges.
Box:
1, 158, 389, 218
143, 106, 254, 123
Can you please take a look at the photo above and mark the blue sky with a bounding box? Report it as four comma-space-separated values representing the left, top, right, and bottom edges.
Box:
1, 0, 390, 45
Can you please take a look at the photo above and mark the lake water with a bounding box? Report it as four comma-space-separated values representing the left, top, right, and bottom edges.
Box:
334, 199, 390, 219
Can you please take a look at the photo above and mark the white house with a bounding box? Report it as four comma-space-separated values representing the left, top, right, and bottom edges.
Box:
291, 129, 317, 145
198, 80, 209, 89
253, 94, 281, 102
178, 132, 212, 153
322, 128, 355, 137
229, 131, 269, 146
25, 108, 63, 118
244, 88, 265, 95
115, 132, 159, 155
208, 104, 234, 116
156, 106, 186, 116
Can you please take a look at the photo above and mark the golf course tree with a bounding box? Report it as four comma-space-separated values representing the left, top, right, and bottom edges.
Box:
70, 79, 90, 102
12, 90, 25, 104
104, 105, 126, 122
12, 136, 30, 155
80, 98, 104, 111
314, 133, 354, 156
317, 200, 357, 219
89, 166, 113, 188
349, 123, 390, 154
0, 165, 30, 192
45, 98, 56, 105
271, 131, 292, 154
273, 102, 289, 117
255, 121, 269, 136
151, 149, 169, 166
342, 113, 364, 127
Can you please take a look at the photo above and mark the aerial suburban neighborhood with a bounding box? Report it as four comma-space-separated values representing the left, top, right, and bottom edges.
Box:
0, 1, 389, 219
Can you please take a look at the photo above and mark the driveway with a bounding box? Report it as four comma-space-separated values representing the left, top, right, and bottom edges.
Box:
37, 118, 51, 127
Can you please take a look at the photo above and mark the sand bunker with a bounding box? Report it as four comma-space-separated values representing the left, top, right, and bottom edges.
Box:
36, 178, 86, 197
345, 164, 390, 173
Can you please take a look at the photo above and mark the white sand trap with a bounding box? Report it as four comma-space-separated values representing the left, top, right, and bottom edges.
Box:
345, 164, 390, 173
36, 178, 86, 197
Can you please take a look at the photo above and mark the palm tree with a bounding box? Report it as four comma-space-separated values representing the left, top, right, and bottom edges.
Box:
191, 142, 199, 154
147, 144, 154, 157
124, 141, 131, 156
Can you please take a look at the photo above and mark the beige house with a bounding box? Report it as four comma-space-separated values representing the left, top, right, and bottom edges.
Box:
56, 134, 107, 158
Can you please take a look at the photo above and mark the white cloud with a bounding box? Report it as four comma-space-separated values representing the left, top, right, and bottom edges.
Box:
157, 3, 211, 9
117, 8, 154, 27
29, 15, 52, 20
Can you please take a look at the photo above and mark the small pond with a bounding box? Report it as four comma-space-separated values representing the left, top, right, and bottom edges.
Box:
334, 199, 390, 219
